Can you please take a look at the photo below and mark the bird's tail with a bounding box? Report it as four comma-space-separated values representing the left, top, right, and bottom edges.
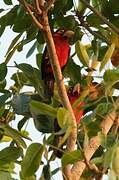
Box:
44, 78, 55, 98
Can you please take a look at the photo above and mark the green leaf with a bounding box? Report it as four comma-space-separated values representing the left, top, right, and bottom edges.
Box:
0, 171, 12, 180
26, 41, 37, 58
63, 58, 81, 83
33, 115, 53, 133
21, 143, 44, 177
61, 150, 83, 167
98, 132, 116, 149
36, 53, 42, 69
0, 9, 4, 13
0, 92, 11, 107
103, 68, 119, 84
95, 103, 113, 118
18, 116, 29, 131
30, 100, 57, 118
0, 63, 7, 81
16, 63, 34, 75
37, 30, 45, 44
100, 43, 115, 71
13, 14, 32, 33
4, 0, 12, 5
75, 41, 89, 67
103, 145, 117, 169
1, 124, 27, 148
77, 0, 89, 17
87, 13, 103, 27
0, 146, 22, 166
51, 167, 60, 176
57, 107, 70, 128
0, 162, 15, 173
109, 0, 119, 14
92, 0, 101, 11
112, 146, 119, 177
6, 33, 22, 56
12, 93, 31, 115
4, 43, 20, 64
42, 164, 51, 180
0, 79, 6, 91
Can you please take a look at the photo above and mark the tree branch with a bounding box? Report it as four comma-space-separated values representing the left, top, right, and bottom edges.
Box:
45, 0, 55, 12
35, 0, 42, 14
71, 97, 119, 179
18, 0, 44, 30
42, 13, 77, 179
80, 0, 119, 36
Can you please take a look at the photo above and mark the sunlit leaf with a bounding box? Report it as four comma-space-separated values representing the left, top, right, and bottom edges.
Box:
100, 43, 115, 71
21, 143, 44, 177
62, 150, 83, 167
1, 124, 27, 148
0, 171, 12, 180
112, 146, 119, 177
75, 41, 89, 67
30, 100, 57, 118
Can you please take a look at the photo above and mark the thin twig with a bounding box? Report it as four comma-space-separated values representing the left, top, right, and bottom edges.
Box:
18, 0, 44, 30
45, 0, 55, 12
35, 0, 42, 14
80, 0, 119, 36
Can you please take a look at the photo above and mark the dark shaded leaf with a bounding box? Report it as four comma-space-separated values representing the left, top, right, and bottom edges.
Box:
18, 116, 29, 131
37, 30, 45, 44
0, 63, 7, 81
4, 0, 12, 5
0, 9, 4, 13
12, 93, 31, 115
63, 58, 81, 83
86, 13, 103, 27
33, 115, 53, 133
0, 146, 22, 166
16, 63, 34, 75
0, 92, 11, 107
0, 80, 6, 91
6, 33, 22, 55
26, 41, 37, 58
42, 164, 51, 180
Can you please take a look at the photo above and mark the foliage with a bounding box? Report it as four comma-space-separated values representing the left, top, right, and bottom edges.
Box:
0, 0, 119, 179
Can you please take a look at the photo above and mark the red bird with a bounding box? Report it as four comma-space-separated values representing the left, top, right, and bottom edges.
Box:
41, 29, 74, 97
68, 84, 85, 124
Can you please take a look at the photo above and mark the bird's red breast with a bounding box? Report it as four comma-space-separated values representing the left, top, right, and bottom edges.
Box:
68, 94, 85, 124
53, 33, 70, 68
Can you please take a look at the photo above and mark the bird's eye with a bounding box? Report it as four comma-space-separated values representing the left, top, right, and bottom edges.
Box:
58, 29, 65, 34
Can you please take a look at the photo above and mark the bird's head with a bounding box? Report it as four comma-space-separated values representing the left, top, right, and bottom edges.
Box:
55, 29, 74, 40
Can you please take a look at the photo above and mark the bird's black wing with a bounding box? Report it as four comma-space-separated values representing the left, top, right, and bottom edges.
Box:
41, 46, 55, 97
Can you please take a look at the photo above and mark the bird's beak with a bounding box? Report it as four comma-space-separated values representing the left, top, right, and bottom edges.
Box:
73, 83, 80, 95
63, 30, 74, 38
